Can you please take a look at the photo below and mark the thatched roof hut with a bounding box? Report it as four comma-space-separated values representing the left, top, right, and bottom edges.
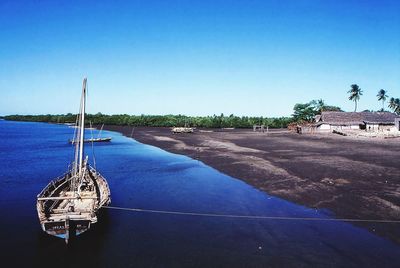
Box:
315, 112, 399, 126
314, 112, 400, 131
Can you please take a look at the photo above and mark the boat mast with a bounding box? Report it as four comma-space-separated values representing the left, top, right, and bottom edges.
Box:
78, 78, 87, 175
73, 93, 82, 177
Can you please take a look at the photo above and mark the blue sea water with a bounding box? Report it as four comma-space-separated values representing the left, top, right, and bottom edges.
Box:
0, 120, 399, 267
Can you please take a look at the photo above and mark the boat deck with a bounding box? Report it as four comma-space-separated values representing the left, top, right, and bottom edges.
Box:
48, 190, 98, 222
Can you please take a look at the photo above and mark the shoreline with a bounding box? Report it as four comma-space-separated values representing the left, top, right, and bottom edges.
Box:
104, 125, 400, 243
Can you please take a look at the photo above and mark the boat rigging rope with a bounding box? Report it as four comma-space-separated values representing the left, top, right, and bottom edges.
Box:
103, 206, 400, 224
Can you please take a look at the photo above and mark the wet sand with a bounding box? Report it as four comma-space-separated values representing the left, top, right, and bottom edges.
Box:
103, 125, 400, 243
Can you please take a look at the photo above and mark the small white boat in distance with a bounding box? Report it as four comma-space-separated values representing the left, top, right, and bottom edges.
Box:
69, 137, 112, 144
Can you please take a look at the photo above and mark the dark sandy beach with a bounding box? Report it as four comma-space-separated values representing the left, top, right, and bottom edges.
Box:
103, 125, 400, 243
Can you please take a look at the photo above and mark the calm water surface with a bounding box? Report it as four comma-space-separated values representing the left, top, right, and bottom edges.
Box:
0, 120, 399, 267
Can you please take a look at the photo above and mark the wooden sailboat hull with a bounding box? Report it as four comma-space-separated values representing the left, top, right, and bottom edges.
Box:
37, 166, 111, 243
43, 220, 91, 239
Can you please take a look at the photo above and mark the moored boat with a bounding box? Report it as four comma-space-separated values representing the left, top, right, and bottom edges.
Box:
36, 78, 111, 243
69, 137, 112, 144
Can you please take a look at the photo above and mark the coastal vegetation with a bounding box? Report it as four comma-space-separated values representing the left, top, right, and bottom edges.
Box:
292, 99, 342, 122
3, 113, 293, 128
346, 85, 399, 114
4, 84, 399, 127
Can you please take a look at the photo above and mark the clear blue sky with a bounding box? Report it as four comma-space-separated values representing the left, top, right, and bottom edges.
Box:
0, 0, 399, 117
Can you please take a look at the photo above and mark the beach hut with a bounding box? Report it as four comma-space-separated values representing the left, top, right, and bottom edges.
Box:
314, 111, 400, 132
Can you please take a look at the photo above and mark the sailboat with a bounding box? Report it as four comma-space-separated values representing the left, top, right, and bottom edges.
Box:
36, 78, 111, 243
69, 124, 112, 144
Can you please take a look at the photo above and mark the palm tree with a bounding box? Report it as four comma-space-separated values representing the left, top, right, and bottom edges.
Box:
388, 97, 396, 110
317, 99, 325, 112
395, 98, 400, 115
348, 84, 363, 112
389, 97, 400, 115
376, 89, 388, 111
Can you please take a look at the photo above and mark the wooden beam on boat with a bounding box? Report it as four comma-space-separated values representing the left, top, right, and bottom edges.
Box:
37, 196, 98, 201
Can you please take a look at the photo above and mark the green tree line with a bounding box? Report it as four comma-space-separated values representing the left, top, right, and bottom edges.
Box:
4, 84, 398, 127
3, 113, 293, 128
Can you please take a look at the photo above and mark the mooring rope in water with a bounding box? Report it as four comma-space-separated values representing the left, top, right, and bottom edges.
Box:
103, 206, 400, 224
